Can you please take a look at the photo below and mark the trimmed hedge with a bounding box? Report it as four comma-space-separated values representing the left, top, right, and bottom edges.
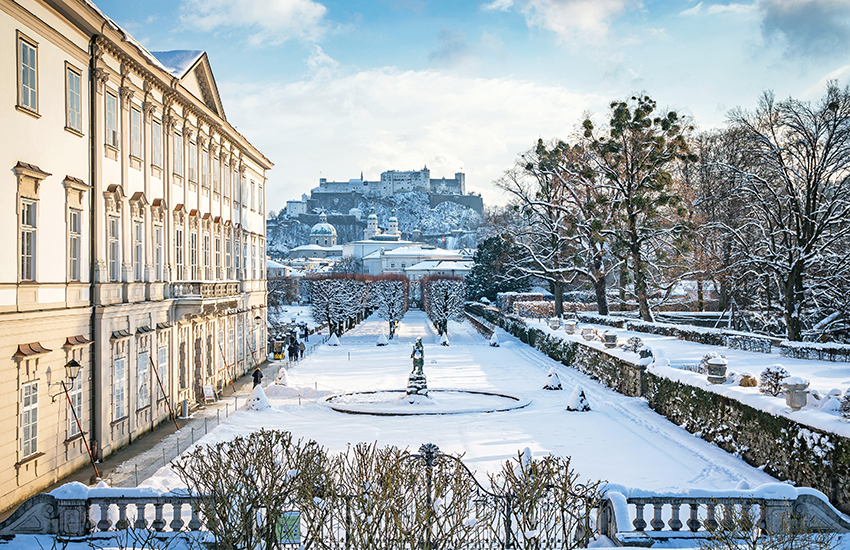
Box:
779, 340, 850, 363
466, 302, 850, 514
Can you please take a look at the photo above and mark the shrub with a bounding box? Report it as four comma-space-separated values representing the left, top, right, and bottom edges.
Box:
759, 365, 790, 396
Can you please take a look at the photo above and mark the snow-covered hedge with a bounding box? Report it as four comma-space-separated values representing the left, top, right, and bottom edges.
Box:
779, 340, 850, 363
727, 335, 773, 354
576, 313, 628, 328
466, 302, 850, 514
513, 300, 555, 318
496, 292, 551, 312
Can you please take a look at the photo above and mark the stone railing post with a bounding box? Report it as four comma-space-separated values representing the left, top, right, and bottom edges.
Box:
57, 499, 88, 537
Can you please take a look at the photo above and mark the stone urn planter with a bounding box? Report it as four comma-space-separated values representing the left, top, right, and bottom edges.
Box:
548, 318, 561, 330
581, 326, 595, 341
706, 357, 728, 384
564, 320, 577, 334
603, 330, 618, 349
782, 377, 810, 411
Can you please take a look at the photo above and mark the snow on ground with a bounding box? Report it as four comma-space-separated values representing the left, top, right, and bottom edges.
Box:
138, 310, 776, 495
525, 318, 850, 437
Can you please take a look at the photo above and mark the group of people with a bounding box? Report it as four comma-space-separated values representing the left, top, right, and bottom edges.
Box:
288, 339, 305, 362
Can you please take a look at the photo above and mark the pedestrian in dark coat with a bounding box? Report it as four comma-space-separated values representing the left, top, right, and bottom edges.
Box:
288, 341, 298, 361
252, 367, 263, 387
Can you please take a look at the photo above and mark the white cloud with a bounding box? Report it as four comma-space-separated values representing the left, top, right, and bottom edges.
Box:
180, 0, 328, 46
481, 0, 515, 11
680, 2, 757, 17
306, 45, 338, 73
518, 0, 639, 42
219, 69, 606, 209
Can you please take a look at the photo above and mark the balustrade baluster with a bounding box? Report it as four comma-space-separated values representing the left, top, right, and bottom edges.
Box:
705, 502, 718, 531
651, 503, 665, 531
152, 503, 166, 531
96, 502, 112, 532
668, 501, 683, 531
687, 502, 702, 532
116, 502, 130, 530
134, 502, 148, 529
188, 503, 201, 530
632, 501, 647, 531
170, 501, 185, 531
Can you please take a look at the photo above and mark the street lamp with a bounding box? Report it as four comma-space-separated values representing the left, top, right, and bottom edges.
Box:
55, 360, 100, 481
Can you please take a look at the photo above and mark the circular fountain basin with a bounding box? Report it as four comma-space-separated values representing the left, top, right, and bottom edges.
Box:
325, 389, 529, 416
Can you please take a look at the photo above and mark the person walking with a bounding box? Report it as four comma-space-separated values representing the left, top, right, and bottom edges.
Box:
298, 340, 305, 360
288, 340, 298, 362
252, 366, 263, 388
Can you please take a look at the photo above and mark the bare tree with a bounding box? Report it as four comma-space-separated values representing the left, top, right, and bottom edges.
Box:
308, 274, 372, 336
370, 274, 409, 339
720, 84, 850, 340
422, 275, 466, 336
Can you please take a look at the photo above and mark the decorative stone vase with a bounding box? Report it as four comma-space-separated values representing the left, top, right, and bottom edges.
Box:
603, 331, 617, 349
548, 318, 561, 330
564, 320, 577, 334
581, 326, 595, 341
782, 377, 810, 411
706, 357, 728, 384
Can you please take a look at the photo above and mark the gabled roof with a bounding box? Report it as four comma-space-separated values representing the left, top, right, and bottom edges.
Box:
151, 50, 226, 120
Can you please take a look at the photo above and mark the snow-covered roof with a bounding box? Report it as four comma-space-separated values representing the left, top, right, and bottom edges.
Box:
266, 259, 285, 269
292, 244, 327, 251
310, 223, 337, 236
406, 260, 473, 271
151, 50, 204, 78
383, 246, 460, 257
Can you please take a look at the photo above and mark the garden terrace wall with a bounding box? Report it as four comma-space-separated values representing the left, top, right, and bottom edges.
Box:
779, 340, 850, 363
466, 303, 850, 514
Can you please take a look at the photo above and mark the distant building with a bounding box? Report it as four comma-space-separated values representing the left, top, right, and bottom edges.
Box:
312, 167, 466, 198
309, 212, 338, 247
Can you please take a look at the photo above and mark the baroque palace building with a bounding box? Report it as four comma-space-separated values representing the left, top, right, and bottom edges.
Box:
0, 0, 272, 513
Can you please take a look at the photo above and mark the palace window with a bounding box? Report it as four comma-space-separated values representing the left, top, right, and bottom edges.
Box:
69, 209, 81, 281
202, 149, 209, 188
175, 227, 184, 280
21, 381, 38, 457
21, 199, 36, 281
67, 374, 82, 437
18, 35, 37, 113
154, 225, 163, 281
223, 165, 230, 198
204, 234, 211, 280
157, 344, 168, 399
190, 232, 198, 280
137, 349, 149, 409
213, 158, 220, 193
130, 107, 142, 159
152, 120, 162, 168
188, 141, 197, 182
215, 236, 222, 280
225, 239, 232, 279
114, 356, 126, 420
108, 216, 120, 282
66, 65, 82, 132
133, 221, 143, 281
106, 92, 118, 148
174, 133, 183, 176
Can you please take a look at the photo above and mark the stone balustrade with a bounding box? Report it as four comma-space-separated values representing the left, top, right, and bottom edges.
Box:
597, 488, 850, 547
170, 281, 240, 299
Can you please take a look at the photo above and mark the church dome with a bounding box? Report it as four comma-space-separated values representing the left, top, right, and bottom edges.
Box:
310, 212, 337, 237
367, 207, 378, 221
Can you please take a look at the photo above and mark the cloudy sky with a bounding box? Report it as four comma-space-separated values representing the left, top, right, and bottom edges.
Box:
100, 0, 850, 210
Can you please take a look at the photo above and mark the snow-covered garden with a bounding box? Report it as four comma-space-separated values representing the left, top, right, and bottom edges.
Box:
11, 311, 850, 548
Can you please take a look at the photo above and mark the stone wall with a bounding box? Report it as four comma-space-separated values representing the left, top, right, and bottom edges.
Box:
466, 303, 850, 514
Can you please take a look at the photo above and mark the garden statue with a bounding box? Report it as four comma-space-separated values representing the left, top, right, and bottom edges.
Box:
406, 337, 428, 398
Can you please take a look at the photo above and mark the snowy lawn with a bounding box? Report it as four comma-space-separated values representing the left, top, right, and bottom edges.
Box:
524, 318, 850, 437
140, 310, 776, 494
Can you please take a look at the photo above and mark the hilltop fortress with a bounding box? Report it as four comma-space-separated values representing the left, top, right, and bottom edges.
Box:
314, 167, 466, 197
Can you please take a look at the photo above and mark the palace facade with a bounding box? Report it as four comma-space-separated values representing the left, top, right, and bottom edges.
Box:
0, 0, 272, 513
